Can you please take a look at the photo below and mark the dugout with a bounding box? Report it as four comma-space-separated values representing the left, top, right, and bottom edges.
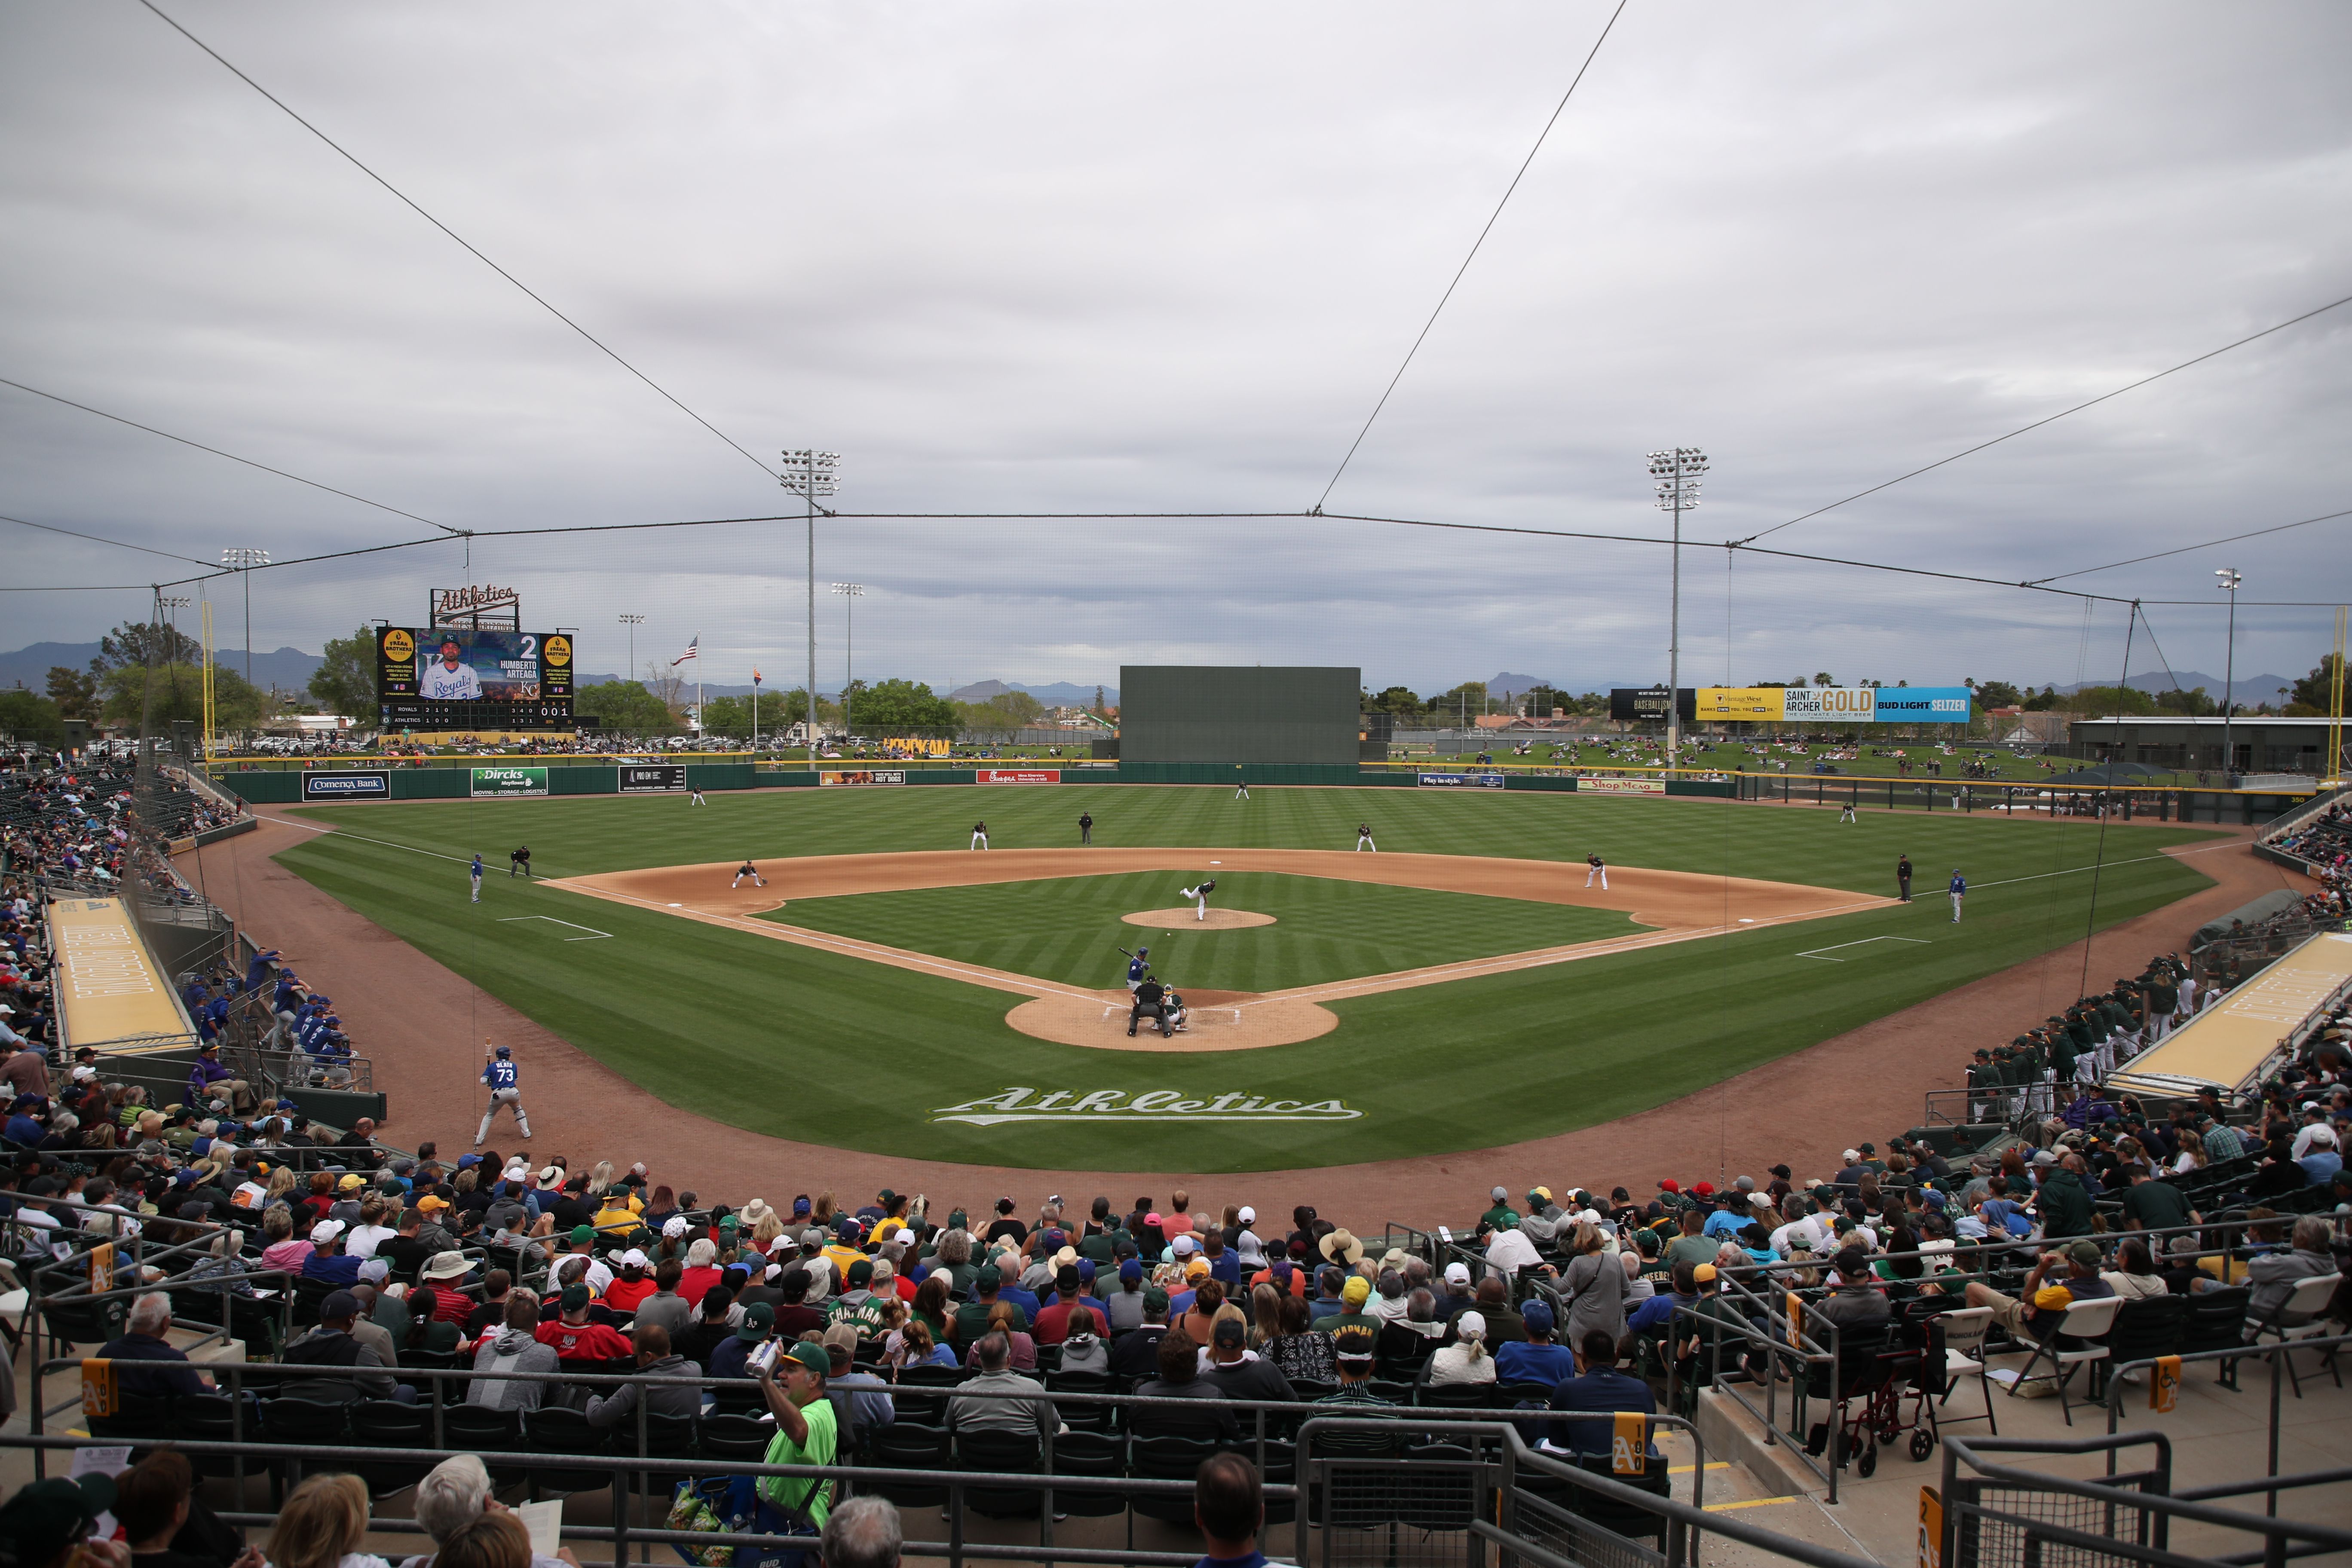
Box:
1118, 665, 1361, 765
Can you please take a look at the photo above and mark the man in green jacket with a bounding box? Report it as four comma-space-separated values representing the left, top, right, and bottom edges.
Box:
2032, 1154, 2095, 1238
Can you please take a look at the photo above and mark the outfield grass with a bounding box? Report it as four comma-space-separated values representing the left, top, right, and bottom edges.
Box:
772, 870, 1644, 992
270, 785, 2226, 1170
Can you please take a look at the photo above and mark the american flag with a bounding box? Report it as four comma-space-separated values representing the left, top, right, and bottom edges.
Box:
672, 635, 699, 667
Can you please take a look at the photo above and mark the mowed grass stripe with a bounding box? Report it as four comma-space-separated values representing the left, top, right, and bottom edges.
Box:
285, 784, 2228, 900
268, 786, 2225, 1171
772, 870, 1641, 992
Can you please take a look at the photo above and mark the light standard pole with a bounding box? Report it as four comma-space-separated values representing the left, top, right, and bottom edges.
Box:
619, 614, 644, 686
2215, 567, 2241, 780
1648, 448, 1707, 773
220, 548, 270, 693
781, 450, 840, 756
831, 583, 865, 745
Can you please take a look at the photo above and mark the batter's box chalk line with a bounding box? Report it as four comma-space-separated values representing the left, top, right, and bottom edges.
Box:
1796, 935, 1931, 962
499, 915, 613, 942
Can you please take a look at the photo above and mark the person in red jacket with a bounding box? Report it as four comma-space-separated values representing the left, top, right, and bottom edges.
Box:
536, 1283, 634, 1367
1033, 1265, 1109, 1344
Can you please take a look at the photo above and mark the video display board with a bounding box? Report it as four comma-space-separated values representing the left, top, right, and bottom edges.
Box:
378, 628, 573, 729
1692, 686, 1972, 724
1120, 666, 1360, 764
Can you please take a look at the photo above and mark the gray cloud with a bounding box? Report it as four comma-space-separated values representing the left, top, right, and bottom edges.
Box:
3, 0, 2347, 695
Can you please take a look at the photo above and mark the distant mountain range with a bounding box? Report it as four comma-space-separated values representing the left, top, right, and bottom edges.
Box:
2058, 670, 2298, 699
0, 641, 327, 692
946, 679, 1118, 707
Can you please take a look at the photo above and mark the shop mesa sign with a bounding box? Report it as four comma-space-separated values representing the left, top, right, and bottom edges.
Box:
933, 1088, 1363, 1126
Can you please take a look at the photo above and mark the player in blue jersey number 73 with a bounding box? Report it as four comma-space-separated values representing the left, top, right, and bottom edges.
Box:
478, 1041, 532, 1145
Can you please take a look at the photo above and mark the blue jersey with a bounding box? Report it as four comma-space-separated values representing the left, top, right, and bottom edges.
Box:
484, 1058, 518, 1090
1127, 956, 1148, 985
471, 857, 484, 879
1949, 874, 1966, 896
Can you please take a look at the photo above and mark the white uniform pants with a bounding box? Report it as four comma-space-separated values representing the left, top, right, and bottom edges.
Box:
471, 875, 482, 903
479, 1085, 531, 1143
1585, 867, 1607, 890
1950, 893, 1963, 922
971, 831, 988, 850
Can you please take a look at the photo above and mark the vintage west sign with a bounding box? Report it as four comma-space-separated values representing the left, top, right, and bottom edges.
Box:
933, 1088, 1363, 1126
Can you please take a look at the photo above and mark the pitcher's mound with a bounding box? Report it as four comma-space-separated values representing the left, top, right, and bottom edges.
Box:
1122, 908, 1276, 930
1006, 989, 1335, 1052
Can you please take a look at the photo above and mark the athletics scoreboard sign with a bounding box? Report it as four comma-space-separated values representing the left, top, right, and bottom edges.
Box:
1693, 686, 1971, 725
378, 626, 573, 730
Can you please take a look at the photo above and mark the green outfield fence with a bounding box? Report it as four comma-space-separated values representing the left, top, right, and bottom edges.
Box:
208, 760, 2308, 824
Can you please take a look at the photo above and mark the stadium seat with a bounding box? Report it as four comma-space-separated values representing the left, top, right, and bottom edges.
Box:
1398, 1441, 1479, 1533
522, 1406, 615, 1500
348, 1400, 434, 1498
2002, 1296, 2122, 1425
1045, 1429, 1127, 1520
2245, 1274, 2345, 1397
861, 1423, 950, 1510
956, 1428, 1044, 1518
696, 1413, 772, 1465
1130, 1434, 1220, 1525
2098, 1296, 2187, 1399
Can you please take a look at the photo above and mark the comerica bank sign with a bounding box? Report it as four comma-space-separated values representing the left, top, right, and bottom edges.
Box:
933, 1088, 1363, 1126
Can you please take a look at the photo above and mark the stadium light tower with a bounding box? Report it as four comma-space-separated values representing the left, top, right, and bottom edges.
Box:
619, 613, 644, 686
1648, 448, 1706, 771
831, 582, 865, 743
220, 548, 270, 689
2216, 567, 2241, 780
781, 450, 840, 751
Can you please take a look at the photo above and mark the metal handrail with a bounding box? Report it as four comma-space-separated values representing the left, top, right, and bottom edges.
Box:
2103, 1331, 2352, 1516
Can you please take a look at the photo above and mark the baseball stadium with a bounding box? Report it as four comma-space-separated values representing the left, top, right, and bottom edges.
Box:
6, 9, 2352, 1567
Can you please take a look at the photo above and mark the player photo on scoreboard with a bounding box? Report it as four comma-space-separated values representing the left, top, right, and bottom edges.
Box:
377, 627, 570, 704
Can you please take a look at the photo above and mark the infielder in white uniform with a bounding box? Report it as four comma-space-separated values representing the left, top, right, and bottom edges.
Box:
1181, 879, 1216, 920
1356, 823, 1376, 851
732, 859, 766, 888
477, 1042, 531, 1145
1584, 853, 1607, 890
1233, 769, 1249, 800
689, 786, 707, 805
970, 821, 989, 850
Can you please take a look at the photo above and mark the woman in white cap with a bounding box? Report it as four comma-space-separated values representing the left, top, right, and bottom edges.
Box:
1426, 1310, 1494, 1385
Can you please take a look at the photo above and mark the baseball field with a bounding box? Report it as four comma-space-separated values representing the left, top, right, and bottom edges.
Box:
260, 783, 2227, 1172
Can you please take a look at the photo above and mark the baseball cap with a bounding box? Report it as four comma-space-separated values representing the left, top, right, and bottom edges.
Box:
2066, 1240, 2103, 1267
1528, 1186, 1553, 1205
337, 1174, 366, 1191
571, 1225, 596, 1246
974, 1265, 1001, 1290
781, 1341, 829, 1376
1457, 1310, 1487, 1339
736, 1302, 775, 1340
622, 1248, 649, 1268
1143, 1286, 1170, 1312
1444, 1261, 1470, 1286
1211, 1316, 1246, 1347
1657, 1179, 1679, 1193
1341, 1275, 1371, 1307
561, 1283, 591, 1311
1172, 1234, 1197, 1256
1238, 1206, 1256, 1224
1119, 1258, 1143, 1283
0, 1474, 118, 1562
321, 1289, 361, 1319
1522, 1299, 1555, 1334
847, 1259, 874, 1287
310, 1219, 346, 1243
663, 1216, 690, 1238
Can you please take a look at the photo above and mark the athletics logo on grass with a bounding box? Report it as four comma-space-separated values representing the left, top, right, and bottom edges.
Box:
933, 1088, 1362, 1125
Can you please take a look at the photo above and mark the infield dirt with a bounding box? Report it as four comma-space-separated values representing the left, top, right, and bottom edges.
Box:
549, 848, 1888, 1050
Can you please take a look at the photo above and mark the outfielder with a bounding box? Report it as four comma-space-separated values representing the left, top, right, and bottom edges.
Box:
477, 1042, 532, 1145
1948, 868, 1966, 923
470, 854, 484, 903
1356, 823, 1375, 852
732, 858, 766, 888
689, 784, 707, 806
1838, 797, 1857, 824
1233, 767, 1249, 801
1584, 852, 1607, 890
970, 820, 989, 851
1180, 879, 1216, 921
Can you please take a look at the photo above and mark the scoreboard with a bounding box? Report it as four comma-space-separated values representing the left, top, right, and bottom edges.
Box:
378, 627, 573, 729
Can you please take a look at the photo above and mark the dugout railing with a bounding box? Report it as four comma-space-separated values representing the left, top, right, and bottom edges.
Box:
0, 1415, 1881, 1568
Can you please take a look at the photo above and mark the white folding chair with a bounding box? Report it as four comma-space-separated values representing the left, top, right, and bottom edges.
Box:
1932, 1305, 1997, 1435
2245, 1273, 2344, 1397
2005, 1294, 2122, 1426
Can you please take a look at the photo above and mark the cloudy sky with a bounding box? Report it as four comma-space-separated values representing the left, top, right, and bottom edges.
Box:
4, 1, 2349, 698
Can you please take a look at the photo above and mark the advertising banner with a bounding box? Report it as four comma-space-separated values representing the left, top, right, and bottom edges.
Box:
1417, 772, 1506, 787
470, 766, 548, 797
1695, 686, 1974, 725
978, 769, 1060, 784
46, 897, 193, 1052
820, 770, 907, 786
1580, 777, 1666, 795
619, 763, 689, 793
1871, 686, 1973, 724
300, 770, 389, 800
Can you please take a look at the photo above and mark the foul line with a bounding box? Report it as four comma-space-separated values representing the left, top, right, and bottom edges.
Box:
1797, 935, 1932, 962
499, 915, 611, 941
1966, 837, 2246, 891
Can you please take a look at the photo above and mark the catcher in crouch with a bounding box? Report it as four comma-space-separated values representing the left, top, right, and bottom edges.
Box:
1180, 878, 1217, 921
